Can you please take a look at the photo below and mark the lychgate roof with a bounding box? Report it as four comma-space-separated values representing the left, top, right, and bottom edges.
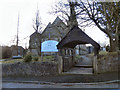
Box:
57, 26, 100, 51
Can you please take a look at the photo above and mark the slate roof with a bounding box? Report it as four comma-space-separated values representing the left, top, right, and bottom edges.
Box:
57, 26, 100, 51
41, 22, 52, 34
41, 17, 67, 39
30, 31, 41, 38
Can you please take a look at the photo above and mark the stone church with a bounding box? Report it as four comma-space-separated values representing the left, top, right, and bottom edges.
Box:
29, 31, 41, 56
29, 16, 88, 56
41, 17, 67, 42
29, 17, 67, 56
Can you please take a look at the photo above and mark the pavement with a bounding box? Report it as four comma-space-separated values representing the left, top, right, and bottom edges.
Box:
2, 71, 119, 88
2, 80, 120, 88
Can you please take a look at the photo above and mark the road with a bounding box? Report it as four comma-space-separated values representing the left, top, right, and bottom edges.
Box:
2, 82, 119, 88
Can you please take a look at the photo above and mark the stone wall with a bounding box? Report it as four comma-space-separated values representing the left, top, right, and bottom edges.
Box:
29, 32, 41, 56
62, 56, 74, 72
97, 53, 120, 73
2, 62, 58, 77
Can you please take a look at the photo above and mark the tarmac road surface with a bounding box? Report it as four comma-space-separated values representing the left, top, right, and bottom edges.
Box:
2, 82, 119, 88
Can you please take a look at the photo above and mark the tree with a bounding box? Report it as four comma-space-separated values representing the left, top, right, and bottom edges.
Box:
32, 8, 42, 56
33, 9, 42, 33
51, 0, 120, 52
97, 2, 120, 51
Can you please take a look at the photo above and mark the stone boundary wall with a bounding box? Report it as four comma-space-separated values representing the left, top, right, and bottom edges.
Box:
97, 53, 120, 73
2, 62, 58, 77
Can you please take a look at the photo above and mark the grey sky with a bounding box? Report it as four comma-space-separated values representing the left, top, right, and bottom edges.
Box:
0, 0, 109, 48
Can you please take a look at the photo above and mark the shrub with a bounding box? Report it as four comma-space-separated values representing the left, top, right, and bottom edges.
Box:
75, 55, 81, 60
106, 45, 110, 52
24, 53, 32, 62
33, 57, 39, 61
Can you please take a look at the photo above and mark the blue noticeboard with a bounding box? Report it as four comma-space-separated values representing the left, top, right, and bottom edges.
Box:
41, 40, 58, 52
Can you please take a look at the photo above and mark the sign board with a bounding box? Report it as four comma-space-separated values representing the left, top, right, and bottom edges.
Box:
41, 40, 58, 52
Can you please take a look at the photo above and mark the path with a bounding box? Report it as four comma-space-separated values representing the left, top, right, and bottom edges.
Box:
64, 55, 93, 74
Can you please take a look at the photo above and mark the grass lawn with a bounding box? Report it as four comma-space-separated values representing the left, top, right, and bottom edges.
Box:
75, 51, 109, 61
99, 51, 108, 55
1, 55, 56, 64
38, 56, 57, 63
1, 59, 23, 64
88, 51, 108, 56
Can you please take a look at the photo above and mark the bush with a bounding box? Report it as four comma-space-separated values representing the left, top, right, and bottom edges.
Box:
24, 53, 32, 62
75, 55, 81, 60
106, 45, 110, 52
33, 57, 39, 61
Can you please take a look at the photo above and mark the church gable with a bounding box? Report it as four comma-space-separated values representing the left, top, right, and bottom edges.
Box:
42, 23, 52, 35
41, 17, 67, 42
52, 17, 67, 35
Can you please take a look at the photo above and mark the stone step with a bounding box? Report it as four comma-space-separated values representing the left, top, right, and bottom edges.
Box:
64, 67, 93, 74
74, 65, 93, 68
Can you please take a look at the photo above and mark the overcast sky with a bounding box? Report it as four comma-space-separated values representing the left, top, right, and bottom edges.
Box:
0, 0, 109, 48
